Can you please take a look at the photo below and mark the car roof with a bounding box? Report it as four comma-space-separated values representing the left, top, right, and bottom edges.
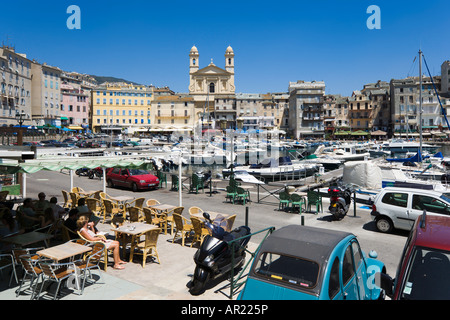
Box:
414, 215, 450, 251
254, 225, 353, 296
381, 187, 444, 196
260, 225, 352, 258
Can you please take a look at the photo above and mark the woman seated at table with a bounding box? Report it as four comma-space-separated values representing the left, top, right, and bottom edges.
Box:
18, 198, 42, 231
39, 207, 56, 228
0, 208, 23, 251
77, 215, 127, 270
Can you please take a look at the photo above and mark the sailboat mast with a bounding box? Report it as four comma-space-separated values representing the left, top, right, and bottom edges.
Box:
419, 49, 423, 162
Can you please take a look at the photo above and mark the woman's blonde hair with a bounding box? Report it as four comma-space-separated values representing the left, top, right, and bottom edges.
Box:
76, 215, 89, 229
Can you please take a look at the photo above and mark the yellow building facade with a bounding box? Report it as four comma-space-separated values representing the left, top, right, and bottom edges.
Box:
91, 82, 153, 134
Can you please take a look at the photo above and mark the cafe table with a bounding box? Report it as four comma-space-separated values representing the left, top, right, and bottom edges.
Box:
37, 242, 92, 291
0, 231, 54, 248
37, 241, 92, 262
148, 204, 177, 234
110, 222, 159, 259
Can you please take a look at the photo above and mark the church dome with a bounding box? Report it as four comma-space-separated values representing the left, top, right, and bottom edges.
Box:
190, 45, 198, 53
225, 46, 234, 54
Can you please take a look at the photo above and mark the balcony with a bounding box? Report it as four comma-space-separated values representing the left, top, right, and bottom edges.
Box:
155, 115, 190, 120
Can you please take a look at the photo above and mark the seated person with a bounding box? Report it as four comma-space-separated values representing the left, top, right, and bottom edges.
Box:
0, 209, 23, 251
18, 198, 41, 231
34, 192, 50, 214
63, 208, 79, 239
40, 207, 56, 228
76, 198, 100, 226
49, 196, 66, 219
77, 215, 126, 270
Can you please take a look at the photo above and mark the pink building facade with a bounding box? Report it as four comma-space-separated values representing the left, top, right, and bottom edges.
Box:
60, 73, 90, 130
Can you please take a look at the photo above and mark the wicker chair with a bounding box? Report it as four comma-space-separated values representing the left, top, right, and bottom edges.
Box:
130, 228, 161, 267
172, 213, 193, 247
127, 206, 143, 222
102, 199, 122, 222
61, 190, 72, 208
188, 206, 203, 216
146, 199, 160, 207
190, 217, 209, 248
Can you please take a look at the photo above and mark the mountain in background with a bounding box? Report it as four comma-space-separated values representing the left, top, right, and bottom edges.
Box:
90, 75, 143, 86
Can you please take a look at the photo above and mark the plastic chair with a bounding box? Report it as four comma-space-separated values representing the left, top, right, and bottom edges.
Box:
190, 217, 209, 248
290, 193, 306, 214
236, 187, 249, 205
172, 213, 193, 246
307, 190, 323, 214
226, 186, 237, 204
190, 174, 205, 194
171, 174, 179, 191
37, 259, 77, 300
278, 192, 291, 210
130, 228, 162, 267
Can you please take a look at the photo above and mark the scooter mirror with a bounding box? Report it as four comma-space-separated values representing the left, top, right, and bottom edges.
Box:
203, 212, 211, 220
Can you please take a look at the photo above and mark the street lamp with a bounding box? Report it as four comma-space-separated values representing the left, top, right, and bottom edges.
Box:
15, 110, 26, 146
15, 110, 26, 127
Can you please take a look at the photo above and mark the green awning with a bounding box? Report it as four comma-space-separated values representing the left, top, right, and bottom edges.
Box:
60, 116, 69, 120
351, 130, 369, 135
0, 156, 154, 174
334, 131, 351, 135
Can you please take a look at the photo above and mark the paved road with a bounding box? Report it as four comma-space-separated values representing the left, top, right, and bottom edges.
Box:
25, 169, 408, 278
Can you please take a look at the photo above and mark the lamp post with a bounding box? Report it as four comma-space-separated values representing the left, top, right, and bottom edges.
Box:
15, 110, 26, 146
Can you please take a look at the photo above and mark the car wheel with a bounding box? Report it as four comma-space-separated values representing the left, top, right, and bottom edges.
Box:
132, 183, 138, 192
376, 216, 393, 233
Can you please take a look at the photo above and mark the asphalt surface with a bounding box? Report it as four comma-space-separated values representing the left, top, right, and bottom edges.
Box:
0, 169, 409, 301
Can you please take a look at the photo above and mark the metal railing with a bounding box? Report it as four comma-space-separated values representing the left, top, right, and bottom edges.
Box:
214, 226, 275, 299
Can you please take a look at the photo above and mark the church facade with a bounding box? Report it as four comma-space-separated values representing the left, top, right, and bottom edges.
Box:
188, 45, 235, 125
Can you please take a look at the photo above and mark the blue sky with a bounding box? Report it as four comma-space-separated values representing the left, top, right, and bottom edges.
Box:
1, 0, 449, 96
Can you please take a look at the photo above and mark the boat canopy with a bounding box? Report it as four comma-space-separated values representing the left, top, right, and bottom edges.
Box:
386, 151, 422, 163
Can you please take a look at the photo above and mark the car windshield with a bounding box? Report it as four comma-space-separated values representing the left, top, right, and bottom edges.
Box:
253, 252, 319, 289
400, 247, 450, 300
128, 169, 149, 176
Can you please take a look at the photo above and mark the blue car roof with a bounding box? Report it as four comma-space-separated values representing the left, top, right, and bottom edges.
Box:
252, 225, 353, 296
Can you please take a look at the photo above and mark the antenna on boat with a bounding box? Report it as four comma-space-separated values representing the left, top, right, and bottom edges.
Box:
419, 49, 423, 163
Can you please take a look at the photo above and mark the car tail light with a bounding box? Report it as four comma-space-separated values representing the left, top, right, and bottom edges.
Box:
372, 204, 376, 212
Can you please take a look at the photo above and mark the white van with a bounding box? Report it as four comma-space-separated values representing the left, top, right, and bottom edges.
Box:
138, 138, 153, 146
371, 187, 450, 233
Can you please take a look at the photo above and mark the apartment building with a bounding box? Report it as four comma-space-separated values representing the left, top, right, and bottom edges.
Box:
288, 80, 326, 139
152, 94, 195, 132
390, 76, 443, 135
91, 82, 153, 134
361, 80, 391, 133
30, 61, 62, 126
0, 46, 33, 127
60, 72, 90, 130
442, 61, 450, 98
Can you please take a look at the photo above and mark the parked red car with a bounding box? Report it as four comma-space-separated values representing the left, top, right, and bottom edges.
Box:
380, 213, 450, 299
106, 168, 159, 192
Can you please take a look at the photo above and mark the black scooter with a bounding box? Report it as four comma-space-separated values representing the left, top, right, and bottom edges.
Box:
189, 212, 251, 295
328, 185, 353, 220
